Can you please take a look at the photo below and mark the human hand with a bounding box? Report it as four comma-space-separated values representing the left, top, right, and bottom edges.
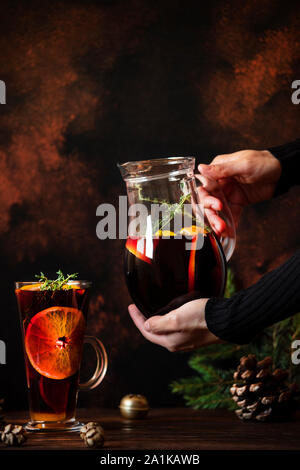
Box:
128, 299, 220, 352
196, 149, 281, 230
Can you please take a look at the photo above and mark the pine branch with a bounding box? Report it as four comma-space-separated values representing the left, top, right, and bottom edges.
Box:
224, 267, 235, 298
170, 267, 300, 410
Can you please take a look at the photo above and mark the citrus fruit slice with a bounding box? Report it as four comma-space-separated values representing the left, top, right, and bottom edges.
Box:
180, 225, 208, 237
154, 230, 175, 237
19, 283, 81, 291
19, 283, 42, 291
25, 306, 86, 380
126, 237, 159, 264
39, 375, 70, 413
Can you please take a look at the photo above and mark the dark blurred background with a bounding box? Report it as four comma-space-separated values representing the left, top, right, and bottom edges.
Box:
0, 0, 299, 410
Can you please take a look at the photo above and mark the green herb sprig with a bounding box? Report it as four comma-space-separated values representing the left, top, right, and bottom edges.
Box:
35, 270, 78, 291
136, 184, 210, 235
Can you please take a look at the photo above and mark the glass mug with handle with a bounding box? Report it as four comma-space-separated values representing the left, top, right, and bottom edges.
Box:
118, 156, 236, 317
15, 280, 107, 432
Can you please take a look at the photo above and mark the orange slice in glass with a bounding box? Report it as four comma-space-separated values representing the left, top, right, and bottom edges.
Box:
25, 307, 86, 380
19, 283, 42, 291
19, 283, 81, 291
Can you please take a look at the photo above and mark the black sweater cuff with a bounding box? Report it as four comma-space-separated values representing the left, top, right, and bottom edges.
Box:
205, 251, 300, 345
268, 138, 300, 196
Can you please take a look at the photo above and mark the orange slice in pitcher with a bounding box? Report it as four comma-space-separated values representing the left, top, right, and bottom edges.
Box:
154, 230, 175, 237
179, 225, 208, 237
25, 307, 86, 380
126, 237, 160, 264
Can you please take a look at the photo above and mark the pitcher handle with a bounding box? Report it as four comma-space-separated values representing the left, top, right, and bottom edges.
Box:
79, 336, 108, 391
195, 177, 236, 261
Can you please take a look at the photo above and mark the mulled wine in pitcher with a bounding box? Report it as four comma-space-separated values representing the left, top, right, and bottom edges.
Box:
119, 157, 235, 317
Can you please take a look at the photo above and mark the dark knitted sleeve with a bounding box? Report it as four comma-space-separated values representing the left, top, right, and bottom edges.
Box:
268, 138, 300, 196
205, 251, 300, 345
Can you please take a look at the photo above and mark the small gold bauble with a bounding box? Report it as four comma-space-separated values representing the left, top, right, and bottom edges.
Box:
119, 394, 149, 419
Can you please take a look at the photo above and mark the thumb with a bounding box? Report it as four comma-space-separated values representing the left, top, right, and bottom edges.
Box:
145, 312, 178, 334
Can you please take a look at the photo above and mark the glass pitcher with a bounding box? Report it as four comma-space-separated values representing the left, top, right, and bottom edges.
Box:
118, 156, 236, 317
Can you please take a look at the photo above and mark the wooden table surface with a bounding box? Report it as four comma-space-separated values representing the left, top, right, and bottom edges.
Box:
1, 408, 300, 451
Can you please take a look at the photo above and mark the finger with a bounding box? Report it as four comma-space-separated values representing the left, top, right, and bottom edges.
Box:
205, 208, 227, 236
197, 174, 226, 204
166, 330, 221, 351
163, 331, 203, 352
197, 175, 231, 235
197, 174, 220, 192
128, 304, 148, 331
128, 305, 171, 347
210, 153, 240, 165
144, 311, 179, 334
196, 180, 228, 234
199, 163, 234, 179
145, 298, 209, 335
196, 184, 223, 211
162, 332, 196, 352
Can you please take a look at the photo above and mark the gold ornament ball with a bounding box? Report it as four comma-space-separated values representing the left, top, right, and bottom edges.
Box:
119, 394, 150, 419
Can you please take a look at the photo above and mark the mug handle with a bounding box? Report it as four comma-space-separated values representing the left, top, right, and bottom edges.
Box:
79, 336, 108, 391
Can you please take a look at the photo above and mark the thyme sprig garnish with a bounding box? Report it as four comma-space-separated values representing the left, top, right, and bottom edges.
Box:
137, 184, 193, 233
154, 193, 192, 233
35, 270, 78, 291
136, 184, 210, 234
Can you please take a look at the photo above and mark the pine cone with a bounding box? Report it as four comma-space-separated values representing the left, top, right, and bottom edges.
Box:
1, 424, 27, 446
231, 355, 298, 422
80, 422, 105, 448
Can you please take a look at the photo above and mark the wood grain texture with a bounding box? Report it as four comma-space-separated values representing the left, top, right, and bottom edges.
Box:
1, 408, 300, 451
